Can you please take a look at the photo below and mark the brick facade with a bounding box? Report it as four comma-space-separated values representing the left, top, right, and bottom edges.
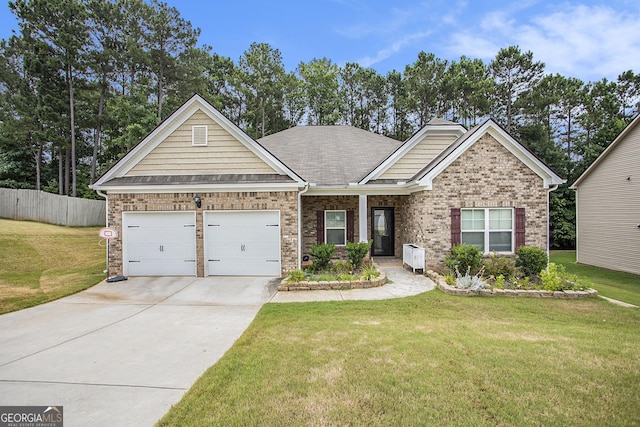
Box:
106, 191, 298, 277
403, 134, 548, 270
301, 195, 410, 261
300, 195, 360, 259
300, 134, 549, 271
107, 135, 549, 277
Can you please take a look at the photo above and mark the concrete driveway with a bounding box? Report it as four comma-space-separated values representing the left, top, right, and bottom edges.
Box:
0, 276, 278, 426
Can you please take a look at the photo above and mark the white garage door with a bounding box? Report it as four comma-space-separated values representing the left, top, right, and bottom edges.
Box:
205, 211, 281, 276
123, 212, 197, 276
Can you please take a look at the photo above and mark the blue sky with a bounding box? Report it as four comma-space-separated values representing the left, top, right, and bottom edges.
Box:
1, 0, 639, 82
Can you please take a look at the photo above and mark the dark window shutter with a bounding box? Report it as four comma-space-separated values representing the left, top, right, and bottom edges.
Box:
451, 208, 461, 247
515, 208, 525, 250
346, 210, 355, 243
317, 211, 325, 243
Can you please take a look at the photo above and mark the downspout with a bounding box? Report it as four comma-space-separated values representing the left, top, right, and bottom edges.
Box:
95, 189, 109, 277
297, 183, 310, 270
96, 189, 108, 226
546, 184, 559, 261
573, 187, 578, 264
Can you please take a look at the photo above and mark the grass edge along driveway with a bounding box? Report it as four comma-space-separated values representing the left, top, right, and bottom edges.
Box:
0, 218, 104, 314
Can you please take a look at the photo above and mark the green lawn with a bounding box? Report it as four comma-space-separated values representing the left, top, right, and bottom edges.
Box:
551, 250, 640, 306
0, 218, 105, 314
159, 290, 640, 426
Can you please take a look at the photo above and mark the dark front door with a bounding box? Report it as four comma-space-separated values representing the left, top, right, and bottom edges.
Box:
371, 207, 394, 256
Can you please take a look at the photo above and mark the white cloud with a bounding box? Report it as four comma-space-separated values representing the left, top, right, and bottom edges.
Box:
521, 4, 640, 79
357, 30, 434, 68
335, 6, 414, 39
480, 10, 514, 33
446, 32, 501, 61
446, 3, 640, 81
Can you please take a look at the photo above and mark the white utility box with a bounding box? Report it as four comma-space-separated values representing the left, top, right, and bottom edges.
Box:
403, 244, 425, 273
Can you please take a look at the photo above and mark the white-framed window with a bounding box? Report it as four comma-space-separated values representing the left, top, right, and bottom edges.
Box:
461, 208, 513, 253
192, 125, 208, 146
325, 210, 346, 245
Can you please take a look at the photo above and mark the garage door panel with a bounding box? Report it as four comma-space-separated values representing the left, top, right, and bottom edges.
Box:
205, 211, 281, 276
123, 212, 196, 276
128, 259, 196, 276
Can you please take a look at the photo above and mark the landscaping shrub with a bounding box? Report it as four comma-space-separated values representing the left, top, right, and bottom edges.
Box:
445, 243, 483, 274
483, 253, 516, 278
331, 260, 352, 274
360, 265, 380, 280
516, 246, 548, 277
287, 269, 306, 283
337, 273, 357, 282
454, 266, 487, 291
345, 241, 371, 269
540, 262, 582, 291
541, 263, 564, 291
309, 243, 335, 271
445, 273, 455, 286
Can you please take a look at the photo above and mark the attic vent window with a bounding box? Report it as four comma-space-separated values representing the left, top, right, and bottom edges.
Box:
192, 125, 208, 146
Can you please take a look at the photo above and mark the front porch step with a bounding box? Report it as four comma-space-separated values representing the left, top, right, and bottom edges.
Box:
373, 257, 402, 266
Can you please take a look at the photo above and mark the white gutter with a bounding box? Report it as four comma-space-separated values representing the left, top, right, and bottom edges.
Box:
546, 184, 559, 262
297, 183, 310, 270
91, 182, 302, 193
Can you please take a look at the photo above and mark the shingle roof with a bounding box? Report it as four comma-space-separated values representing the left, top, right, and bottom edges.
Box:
258, 126, 402, 185
100, 174, 295, 187
425, 117, 460, 126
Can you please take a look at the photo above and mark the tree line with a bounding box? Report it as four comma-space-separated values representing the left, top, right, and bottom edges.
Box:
1, 0, 638, 248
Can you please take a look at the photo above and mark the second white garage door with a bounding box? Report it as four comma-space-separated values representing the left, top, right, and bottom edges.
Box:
205, 211, 281, 276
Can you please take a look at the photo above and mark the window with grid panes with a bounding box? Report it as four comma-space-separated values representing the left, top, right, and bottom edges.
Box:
325, 210, 346, 245
461, 208, 513, 253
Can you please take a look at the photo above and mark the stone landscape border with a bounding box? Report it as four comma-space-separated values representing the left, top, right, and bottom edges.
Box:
278, 271, 387, 291
426, 270, 598, 299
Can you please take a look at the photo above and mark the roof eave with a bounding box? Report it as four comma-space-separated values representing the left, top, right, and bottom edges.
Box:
91, 182, 305, 193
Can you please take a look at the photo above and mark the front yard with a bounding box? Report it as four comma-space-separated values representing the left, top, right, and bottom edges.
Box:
1, 220, 638, 425
159, 262, 640, 426
0, 219, 104, 314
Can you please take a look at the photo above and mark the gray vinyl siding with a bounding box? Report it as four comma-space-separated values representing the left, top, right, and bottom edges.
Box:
575, 123, 640, 275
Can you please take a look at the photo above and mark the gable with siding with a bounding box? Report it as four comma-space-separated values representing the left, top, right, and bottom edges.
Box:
572, 116, 640, 275
126, 109, 277, 177
92, 94, 304, 191
379, 134, 459, 180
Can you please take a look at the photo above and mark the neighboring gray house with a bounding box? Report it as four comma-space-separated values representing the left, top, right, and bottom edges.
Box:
571, 114, 640, 276
91, 94, 564, 277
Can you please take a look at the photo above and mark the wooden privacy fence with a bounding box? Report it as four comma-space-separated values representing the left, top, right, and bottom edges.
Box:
0, 188, 105, 227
